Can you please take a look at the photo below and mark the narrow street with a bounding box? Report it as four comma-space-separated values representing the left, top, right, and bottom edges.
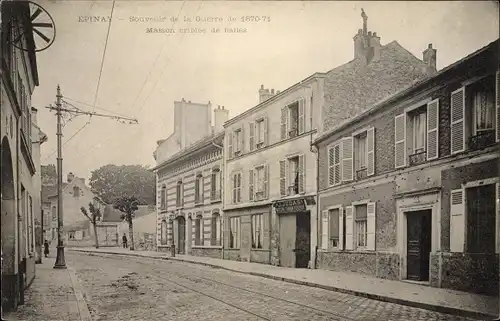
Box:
66, 252, 474, 321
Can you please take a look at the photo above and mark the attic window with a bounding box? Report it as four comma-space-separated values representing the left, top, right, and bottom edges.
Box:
73, 186, 80, 198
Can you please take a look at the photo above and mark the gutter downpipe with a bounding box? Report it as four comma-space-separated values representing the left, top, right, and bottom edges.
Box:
211, 140, 224, 259
309, 80, 319, 270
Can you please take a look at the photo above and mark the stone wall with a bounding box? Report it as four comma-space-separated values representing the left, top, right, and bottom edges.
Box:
192, 247, 222, 259
223, 249, 241, 261
317, 251, 399, 280
440, 252, 499, 296
250, 250, 271, 264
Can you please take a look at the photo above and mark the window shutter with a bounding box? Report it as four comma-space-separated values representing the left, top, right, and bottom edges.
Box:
367, 127, 375, 176
394, 113, 406, 168
279, 160, 286, 196
249, 169, 254, 201
495, 71, 499, 142
164, 187, 168, 210
344, 206, 354, 250
298, 154, 305, 193
249, 122, 255, 151
341, 137, 353, 181
200, 177, 204, 203
285, 159, 290, 195
366, 202, 376, 251
264, 117, 269, 146
240, 126, 245, 153
237, 173, 242, 203
321, 210, 329, 250
427, 99, 439, 160
338, 207, 344, 250
450, 189, 465, 253
232, 174, 237, 204
298, 98, 305, 134
328, 146, 335, 186
263, 164, 269, 199
227, 133, 233, 159
450, 87, 465, 154
280, 107, 287, 140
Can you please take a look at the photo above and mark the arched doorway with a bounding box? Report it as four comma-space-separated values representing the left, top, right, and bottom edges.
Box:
1, 136, 17, 311
176, 216, 186, 254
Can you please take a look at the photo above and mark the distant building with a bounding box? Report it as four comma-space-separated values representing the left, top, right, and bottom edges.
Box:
313, 39, 499, 296
153, 101, 227, 257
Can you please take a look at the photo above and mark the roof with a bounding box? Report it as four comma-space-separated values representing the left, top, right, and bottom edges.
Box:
152, 130, 224, 171
41, 184, 57, 203
46, 183, 68, 199
314, 38, 499, 145
321, 40, 433, 133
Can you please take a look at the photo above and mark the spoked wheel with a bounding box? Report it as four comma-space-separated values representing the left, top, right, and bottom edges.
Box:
6, 1, 56, 52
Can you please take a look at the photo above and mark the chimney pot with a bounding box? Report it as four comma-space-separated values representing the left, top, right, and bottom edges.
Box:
188, 100, 191, 103
373, 32, 377, 37
260, 84, 264, 89
368, 31, 372, 36
271, 89, 275, 94
428, 43, 433, 49
222, 106, 225, 110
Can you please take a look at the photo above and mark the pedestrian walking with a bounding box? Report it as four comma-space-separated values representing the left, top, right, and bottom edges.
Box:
43, 240, 50, 258
122, 234, 128, 249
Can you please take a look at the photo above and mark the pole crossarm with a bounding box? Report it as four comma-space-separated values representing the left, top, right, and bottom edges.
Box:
45, 105, 138, 124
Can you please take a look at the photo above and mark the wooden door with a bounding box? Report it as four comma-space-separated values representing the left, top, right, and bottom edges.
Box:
467, 185, 496, 254
295, 212, 311, 268
406, 210, 431, 281
279, 214, 296, 268
177, 217, 185, 254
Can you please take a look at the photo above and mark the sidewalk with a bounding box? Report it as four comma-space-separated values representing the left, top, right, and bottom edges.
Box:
69, 246, 499, 320
3, 254, 92, 321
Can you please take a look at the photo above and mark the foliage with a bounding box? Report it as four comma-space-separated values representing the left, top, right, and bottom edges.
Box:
80, 202, 102, 224
113, 196, 139, 223
89, 164, 156, 205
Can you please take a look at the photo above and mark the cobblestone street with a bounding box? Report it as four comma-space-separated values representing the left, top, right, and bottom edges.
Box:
65, 252, 477, 321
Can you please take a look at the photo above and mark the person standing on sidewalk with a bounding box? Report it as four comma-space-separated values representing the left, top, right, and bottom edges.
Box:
44, 240, 50, 258
122, 234, 128, 249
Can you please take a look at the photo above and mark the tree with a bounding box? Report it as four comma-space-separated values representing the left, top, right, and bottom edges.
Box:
89, 164, 156, 205
80, 202, 102, 249
113, 196, 138, 251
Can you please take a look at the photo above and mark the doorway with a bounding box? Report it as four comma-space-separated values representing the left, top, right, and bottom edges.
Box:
278, 211, 311, 268
406, 209, 432, 281
177, 216, 186, 254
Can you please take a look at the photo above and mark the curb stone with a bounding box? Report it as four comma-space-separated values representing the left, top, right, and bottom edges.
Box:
69, 249, 497, 320
68, 267, 93, 321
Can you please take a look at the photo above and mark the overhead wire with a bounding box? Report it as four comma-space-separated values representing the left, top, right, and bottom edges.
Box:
42, 116, 93, 161
62, 97, 132, 119
91, 0, 116, 113
75, 0, 199, 161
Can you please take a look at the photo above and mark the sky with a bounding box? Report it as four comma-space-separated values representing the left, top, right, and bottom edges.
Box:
33, 0, 499, 181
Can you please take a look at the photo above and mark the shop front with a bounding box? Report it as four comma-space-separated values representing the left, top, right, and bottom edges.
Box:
271, 195, 317, 268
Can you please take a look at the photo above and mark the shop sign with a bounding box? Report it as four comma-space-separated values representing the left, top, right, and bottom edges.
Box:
273, 198, 306, 214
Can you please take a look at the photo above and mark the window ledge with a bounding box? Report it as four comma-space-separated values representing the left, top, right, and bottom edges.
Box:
226, 248, 240, 250
250, 248, 269, 252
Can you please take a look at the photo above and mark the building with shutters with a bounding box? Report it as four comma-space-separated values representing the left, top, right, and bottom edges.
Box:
313, 39, 499, 296
223, 81, 323, 267
222, 10, 436, 268
153, 101, 227, 257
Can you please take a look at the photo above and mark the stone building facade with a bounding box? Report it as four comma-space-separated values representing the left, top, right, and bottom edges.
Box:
1, 1, 42, 312
153, 101, 228, 258
314, 39, 499, 296
223, 80, 323, 267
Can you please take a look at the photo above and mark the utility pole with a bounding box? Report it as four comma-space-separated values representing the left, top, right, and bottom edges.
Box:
46, 85, 138, 270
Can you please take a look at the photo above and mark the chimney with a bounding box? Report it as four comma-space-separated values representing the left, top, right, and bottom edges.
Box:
423, 43, 437, 72
259, 85, 274, 103
214, 104, 229, 132
353, 9, 381, 64
67, 172, 75, 183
